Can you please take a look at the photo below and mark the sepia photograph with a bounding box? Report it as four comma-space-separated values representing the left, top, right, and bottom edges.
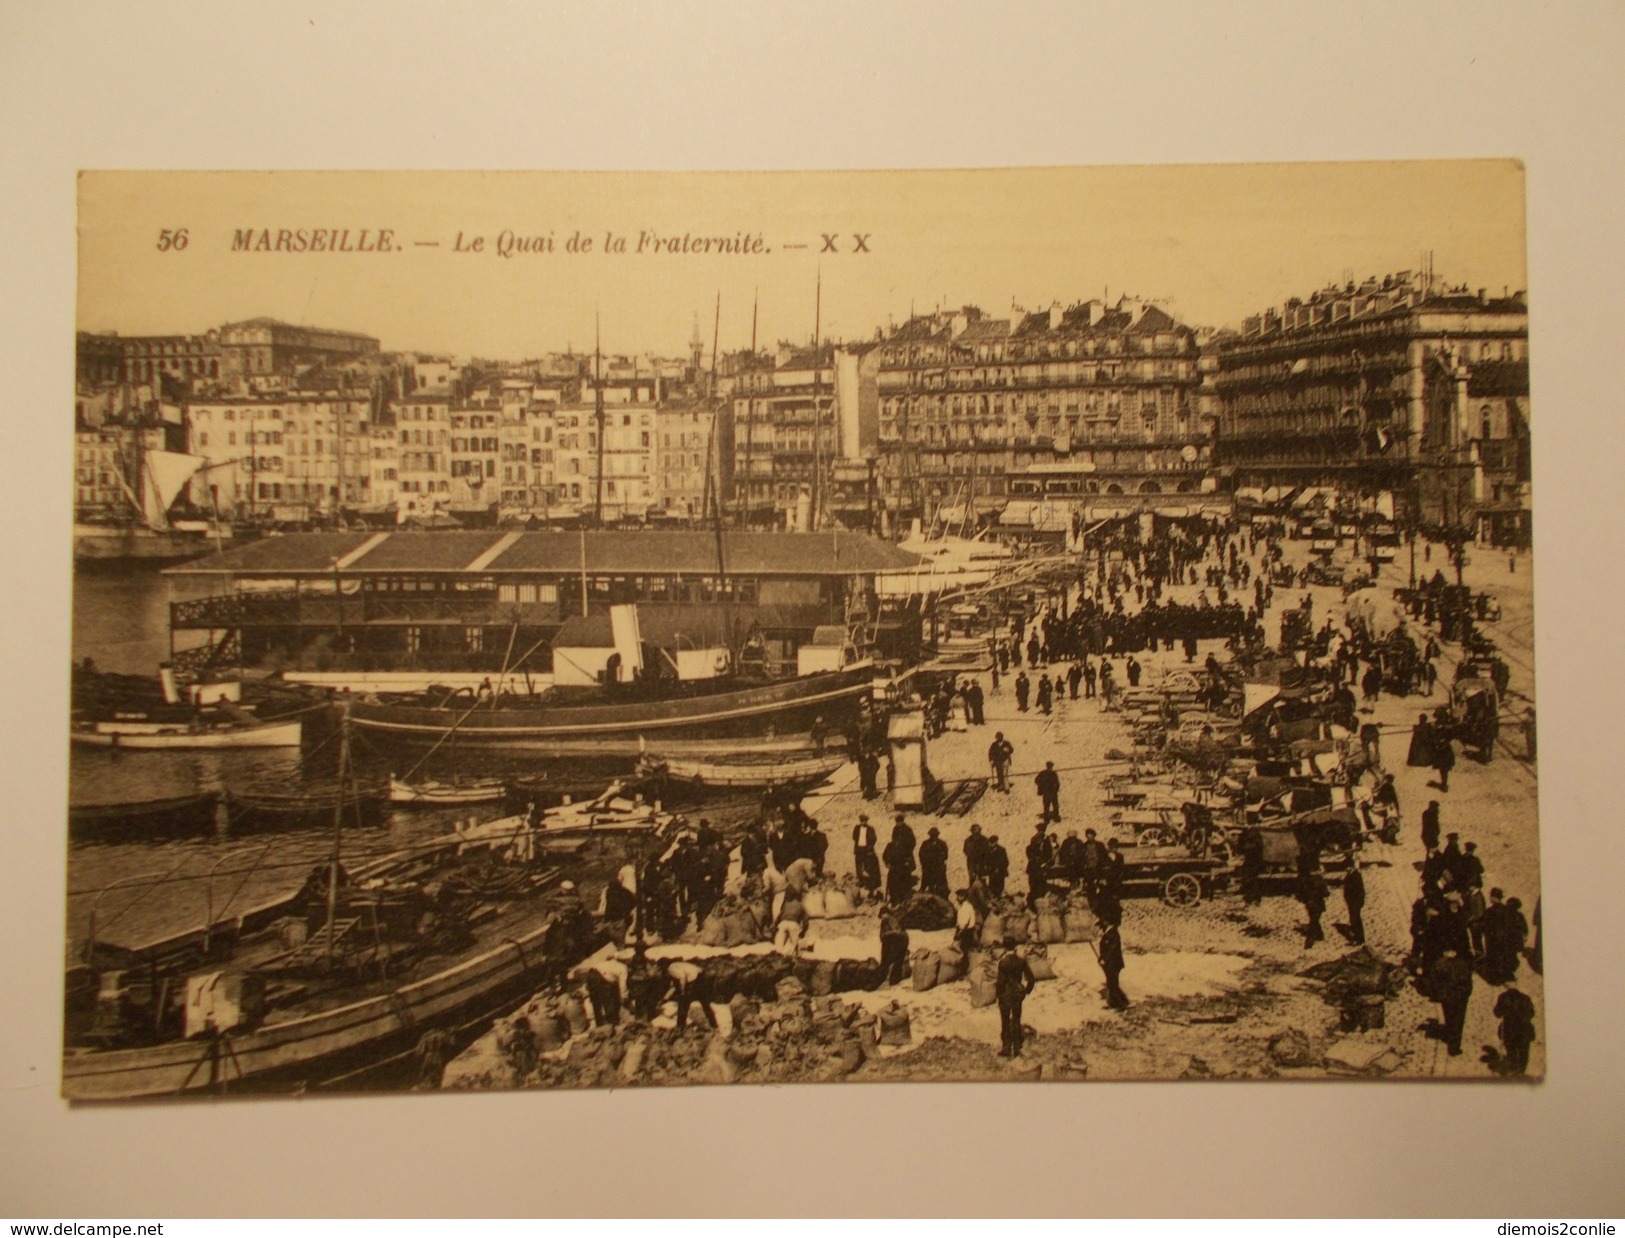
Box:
64, 163, 1541, 1101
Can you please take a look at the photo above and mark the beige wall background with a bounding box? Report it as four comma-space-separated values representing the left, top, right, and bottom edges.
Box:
3, 0, 1623, 1218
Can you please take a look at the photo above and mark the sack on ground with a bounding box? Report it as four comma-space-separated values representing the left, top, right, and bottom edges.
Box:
1063, 904, 1098, 943
900, 892, 957, 931
833, 957, 886, 993
910, 947, 941, 992
823, 888, 855, 919
557, 994, 590, 1038
1036, 910, 1067, 944
877, 1002, 912, 1045
1004, 911, 1034, 944
698, 911, 730, 948
1026, 944, 1058, 982
967, 955, 998, 1008
803, 887, 828, 918
807, 959, 836, 997
937, 944, 967, 983
980, 912, 1007, 947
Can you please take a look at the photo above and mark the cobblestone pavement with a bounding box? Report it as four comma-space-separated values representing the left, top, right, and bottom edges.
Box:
801, 533, 1543, 1081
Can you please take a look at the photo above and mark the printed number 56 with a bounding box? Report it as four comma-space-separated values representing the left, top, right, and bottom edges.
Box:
157, 229, 189, 252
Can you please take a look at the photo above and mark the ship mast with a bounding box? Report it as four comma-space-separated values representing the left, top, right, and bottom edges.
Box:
810, 270, 823, 531
593, 315, 606, 527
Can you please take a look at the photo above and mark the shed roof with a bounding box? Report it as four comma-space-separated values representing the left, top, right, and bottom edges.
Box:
167, 529, 920, 577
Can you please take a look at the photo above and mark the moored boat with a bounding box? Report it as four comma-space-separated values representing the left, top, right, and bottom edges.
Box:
61, 829, 604, 1101
71, 717, 303, 750
348, 663, 875, 751
388, 775, 508, 807
225, 779, 388, 832
638, 750, 847, 790
69, 792, 221, 843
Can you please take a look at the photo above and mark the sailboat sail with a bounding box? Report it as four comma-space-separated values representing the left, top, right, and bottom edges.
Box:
142, 450, 205, 529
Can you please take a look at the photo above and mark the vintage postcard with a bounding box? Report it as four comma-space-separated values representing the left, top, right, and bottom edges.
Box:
66, 163, 1538, 1099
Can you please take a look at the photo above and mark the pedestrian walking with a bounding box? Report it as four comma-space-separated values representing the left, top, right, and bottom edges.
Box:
1067, 662, 1083, 700
852, 813, 881, 894
1421, 800, 1442, 852
1126, 655, 1141, 687
963, 823, 987, 886
1237, 827, 1265, 906
988, 731, 1014, 793
1426, 947, 1474, 1056
1481, 890, 1528, 984
1494, 987, 1537, 1075
966, 679, 985, 725
1433, 735, 1456, 792
1097, 915, 1129, 1010
984, 835, 1009, 898
1407, 713, 1436, 769
857, 745, 880, 799
1361, 662, 1383, 708
1035, 760, 1062, 824
882, 824, 917, 905
1297, 866, 1329, 948
1024, 824, 1053, 909
919, 826, 950, 899
995, 941, 1038, 1057
1083, 659, 1097, 699
1015, 671, 1031, 713
1036, 674, 1053, 716
1343, 864, 1367, 946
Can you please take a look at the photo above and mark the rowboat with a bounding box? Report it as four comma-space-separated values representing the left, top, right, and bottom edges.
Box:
225, 780, 389, 832
639, 750, 847, 790
71, 717, 303, 750
388, 775, 508, 807
69, 792, 221, 843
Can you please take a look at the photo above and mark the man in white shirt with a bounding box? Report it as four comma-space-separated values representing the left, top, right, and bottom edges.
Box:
954, 888, 979, 955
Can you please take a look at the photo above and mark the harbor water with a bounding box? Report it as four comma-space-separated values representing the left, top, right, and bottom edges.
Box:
66, 567, 542, 963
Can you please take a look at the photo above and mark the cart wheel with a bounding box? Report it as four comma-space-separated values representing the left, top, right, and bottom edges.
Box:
1140, 826, 1175, 847
1163, 873, 1203, 907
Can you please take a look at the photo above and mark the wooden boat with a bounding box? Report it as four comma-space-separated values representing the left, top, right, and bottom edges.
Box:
61, 830, 603, 1101
69, 792, 221, 843
639, 750, 846, 789
226, 779, 388, 832
388, 775, 508, 807
71, 717, 302, 750
347, 664, 875, 750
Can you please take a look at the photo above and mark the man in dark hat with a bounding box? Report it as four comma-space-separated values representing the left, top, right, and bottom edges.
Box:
882, 822, 917, 905
1421, 800, 1442, 853
1342, 863, 1367, 945
1097, 912, 1129, 1010
1426, 946, 1474, 1056
1481, 890, 1529, 984
852, 813, 881, 894
1035, 760, 1062, 824
984, 834, 1010, 898
919, 827, 950, 900
1494, 987, 1537, 1076
995, 938, 1038, 1057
